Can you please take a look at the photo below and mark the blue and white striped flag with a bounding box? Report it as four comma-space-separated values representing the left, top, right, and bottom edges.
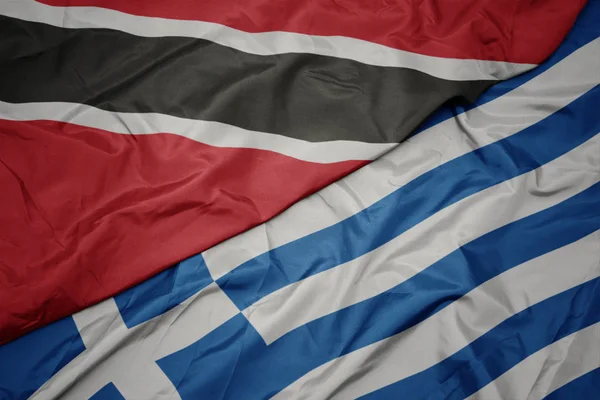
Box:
1, 1, 599, 399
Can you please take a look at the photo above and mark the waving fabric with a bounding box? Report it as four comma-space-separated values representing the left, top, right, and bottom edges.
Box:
1, 0, 599, 399
0, 0, 585, 345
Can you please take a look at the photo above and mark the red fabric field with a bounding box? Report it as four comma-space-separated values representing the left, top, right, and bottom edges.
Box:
0, 118, 365, 344
38, 0, 586, 64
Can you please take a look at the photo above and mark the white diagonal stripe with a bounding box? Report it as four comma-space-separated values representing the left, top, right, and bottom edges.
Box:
273, 230, 600, 399
0, 0, 534, 82
0, 100, 395, 164
203, 38, 600, 281
467, 322, 600, 400
244, 134, 600, 344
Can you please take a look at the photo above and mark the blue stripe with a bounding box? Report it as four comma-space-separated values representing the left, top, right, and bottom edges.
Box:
2, 6, 595, 400
159, 180, 600, 399
545, 368, 600, 400
414, 0, 600, 134
90, 383, 125, 400
218, 82, 600, 311
114, 253, 213, 328
361, 277, 600, 399
0, 317, 85, 400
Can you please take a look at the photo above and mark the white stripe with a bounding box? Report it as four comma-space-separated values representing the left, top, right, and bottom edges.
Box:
30, 283, 239, 400
244, 134, 600, 344
0, 0, 534, 82
468, 322, 600, 400
273, 230, 600, 399
203, 37, 600, 280
0, 101, 394, 164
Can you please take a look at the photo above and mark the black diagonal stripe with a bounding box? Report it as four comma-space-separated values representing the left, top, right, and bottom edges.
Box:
0, 15, 492, 144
